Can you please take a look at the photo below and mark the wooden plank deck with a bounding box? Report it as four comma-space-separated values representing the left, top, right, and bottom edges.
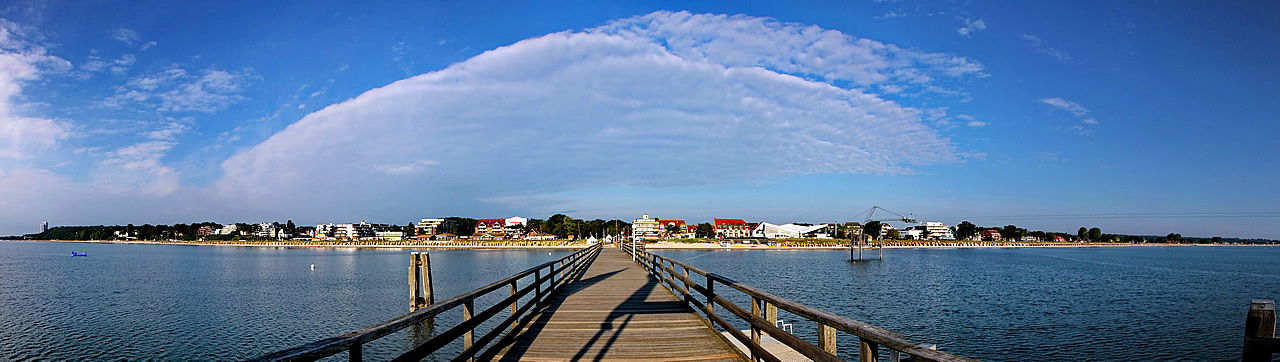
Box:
489, 248, 745, 361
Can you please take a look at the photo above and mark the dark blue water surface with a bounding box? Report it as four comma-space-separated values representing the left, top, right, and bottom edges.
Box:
652, 246, 1280, 361
0, 241, 573, 361
2, 242, 1277, 361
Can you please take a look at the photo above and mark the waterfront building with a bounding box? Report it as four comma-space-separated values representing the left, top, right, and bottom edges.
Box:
504, 217, 528, 239
923, 222, 955, 240
632, 215, 661, 241
981, 229, 1002, 241
898, 227, 924, 240
330, 222, 376, 240
524, 232, 557, 241
898, 222, 955, 240
657, 219, 692, 239
752, 222, 832, 239
197, 226, 214, 236
214, 224, 238, 235
40, 221, 48, 233
293, 226, 315, 239
255, 223, 292, 239
713, 218, 752, 239
474, 219, 507, 239
415, 218, 454, 238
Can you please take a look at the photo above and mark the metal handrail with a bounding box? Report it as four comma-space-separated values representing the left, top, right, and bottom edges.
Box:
252, 244, 602, 361
620, 243, 975, 362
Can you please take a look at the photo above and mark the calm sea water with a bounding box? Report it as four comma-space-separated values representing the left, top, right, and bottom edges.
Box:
1, 242, 1276, 361
0, 241, 575, 361
652, 246, 1280, 361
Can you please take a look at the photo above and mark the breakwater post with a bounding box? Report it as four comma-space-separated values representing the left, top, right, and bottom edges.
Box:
1244, 299, 1278, 361
409, 252, 434, 311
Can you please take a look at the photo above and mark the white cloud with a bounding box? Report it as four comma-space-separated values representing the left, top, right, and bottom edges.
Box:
597, 11, 984, 88
0, 19, 70, 159
104, 67, 257, 112
1081, 118, 1098, 125
1021, 34, 1072, 61
371, 160, 438, 175
874, 12, 905, 20
111, 28, 141, 45
956, 18, 986, 37
957, 115, 987, 127
213, 11, 971, 219
1040, 97, 1089, 116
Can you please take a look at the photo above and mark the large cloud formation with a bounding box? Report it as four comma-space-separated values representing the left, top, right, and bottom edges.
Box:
215, 11, 982, 219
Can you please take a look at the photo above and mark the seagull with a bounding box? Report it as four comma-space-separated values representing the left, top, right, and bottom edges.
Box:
310, 264, 315, 270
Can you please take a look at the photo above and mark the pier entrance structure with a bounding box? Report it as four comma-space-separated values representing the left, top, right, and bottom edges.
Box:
254, 244, 973, 361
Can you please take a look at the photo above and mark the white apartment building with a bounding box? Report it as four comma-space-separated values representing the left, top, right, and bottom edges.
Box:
923, 222, 955, 240
752, 223, 832, 239
504, 216, 528, 238
214, 224, 238, 235
416, 219, 450, 236
632, 214, 661, 241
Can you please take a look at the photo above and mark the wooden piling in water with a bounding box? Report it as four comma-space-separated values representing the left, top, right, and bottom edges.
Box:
409, 252, 434, 312
1244, 299, 1278, 362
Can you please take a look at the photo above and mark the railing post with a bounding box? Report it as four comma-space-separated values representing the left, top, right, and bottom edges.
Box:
509, 280, 519, 328
706, 275, 715, 317
819, 324, 837, 356
349, 343, 362, 362
463, 300, 475, 361
1244, 299, 1276, 362
751, 297, 762, 361
860, 338, 879, 362
766, 303, 778, 331
534, 270, 542, 301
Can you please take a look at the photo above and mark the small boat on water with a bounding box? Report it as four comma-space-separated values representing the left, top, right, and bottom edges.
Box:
720, 242, 731, 248
71, 252, 88, 257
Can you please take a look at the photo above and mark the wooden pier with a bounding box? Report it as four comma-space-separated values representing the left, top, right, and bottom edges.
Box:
254, 243, 972, 361
486, 248, 741, 361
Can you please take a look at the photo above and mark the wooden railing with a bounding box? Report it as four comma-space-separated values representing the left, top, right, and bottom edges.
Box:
621, 243, 975, 362
251, 244, 601, 361
1244, 299, 1279, 361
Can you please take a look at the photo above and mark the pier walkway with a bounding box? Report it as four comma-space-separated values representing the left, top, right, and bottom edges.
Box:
255, 244, 974, 361
488, 248, 742, 361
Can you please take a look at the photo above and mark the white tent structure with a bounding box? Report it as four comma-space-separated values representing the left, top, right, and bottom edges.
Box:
752, 222, 832, 239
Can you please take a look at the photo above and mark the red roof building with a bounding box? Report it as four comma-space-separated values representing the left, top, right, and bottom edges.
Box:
713, 218, 752, 239
474, 219, 506, 239
658, 220, 691, 239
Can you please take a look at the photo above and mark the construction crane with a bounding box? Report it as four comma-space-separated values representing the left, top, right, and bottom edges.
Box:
846, 206, 916, 261
846, 206, 917, 242
851, 205, 917, 226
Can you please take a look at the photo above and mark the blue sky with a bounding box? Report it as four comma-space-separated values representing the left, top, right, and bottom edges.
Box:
1, 0, 1277, 238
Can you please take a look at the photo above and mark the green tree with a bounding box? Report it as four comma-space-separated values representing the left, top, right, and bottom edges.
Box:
956, 221, 978, 240
1077, 227, 1088, 241
886, 228, 900, 240
695, 223, 714, 238
662, 223, 678, 239
1166, 233, 1183, 243
1000, 225, 1023, 241
1088, 227, 1102, 241
527, 219, 545, 234
1210, 236, 1223, 244
864, 221, 882, 240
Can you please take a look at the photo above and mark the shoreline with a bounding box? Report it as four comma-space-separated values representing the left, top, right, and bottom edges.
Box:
10, 239, 1262, 250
